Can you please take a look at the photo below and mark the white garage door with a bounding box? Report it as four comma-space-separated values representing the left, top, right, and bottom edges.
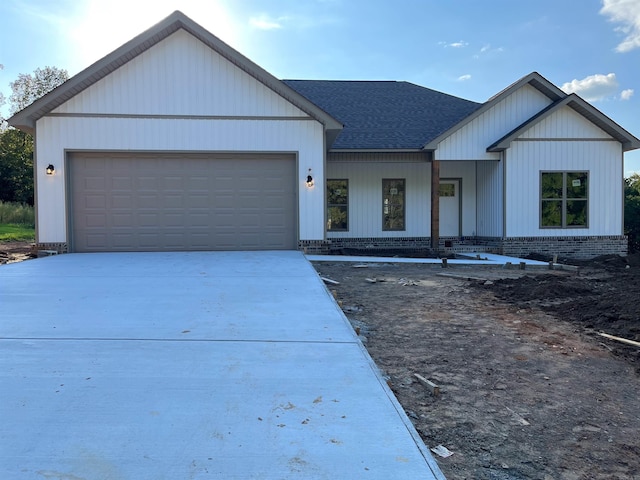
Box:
69, 152, 297, 252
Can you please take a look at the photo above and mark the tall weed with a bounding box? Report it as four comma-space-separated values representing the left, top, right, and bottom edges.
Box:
0, 201, 35, 226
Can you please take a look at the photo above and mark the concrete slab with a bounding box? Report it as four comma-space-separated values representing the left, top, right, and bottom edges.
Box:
0, 251, 444, 479
306, 252, 552, 267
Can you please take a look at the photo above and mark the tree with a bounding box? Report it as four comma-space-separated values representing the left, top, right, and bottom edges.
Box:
624, 173, 640, 253
8, 66, 69, 115
0, 66, 69, 204
0, 128, 33, 204
0, 64, 6, 130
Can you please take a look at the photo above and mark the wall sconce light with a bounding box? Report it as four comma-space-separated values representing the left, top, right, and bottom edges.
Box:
306, 168, 314, 188
46, 164, 55, 175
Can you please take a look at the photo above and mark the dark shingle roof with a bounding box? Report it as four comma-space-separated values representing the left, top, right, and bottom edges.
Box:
283, 80, 482, 150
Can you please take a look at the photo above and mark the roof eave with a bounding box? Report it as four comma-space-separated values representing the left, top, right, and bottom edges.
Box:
487, 94, 640, 153
422, 72, 567, 151
8, 11, 343, 135
329, 148, 425, 153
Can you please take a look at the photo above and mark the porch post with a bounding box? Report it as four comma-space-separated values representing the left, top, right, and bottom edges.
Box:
430, 159, 440, 251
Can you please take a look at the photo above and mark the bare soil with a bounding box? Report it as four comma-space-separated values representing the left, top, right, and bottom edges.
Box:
0, 241, 36, 265
4, 243, 639, 479
313, 256, 640, 480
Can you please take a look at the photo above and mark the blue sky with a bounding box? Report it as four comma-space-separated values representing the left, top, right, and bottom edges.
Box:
1, 0, 639, 173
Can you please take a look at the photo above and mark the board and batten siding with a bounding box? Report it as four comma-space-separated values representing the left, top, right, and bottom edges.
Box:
519, 105, 614, 139
51, 30, 308, 118
37, 117, 325, 243
476, 160, 503, 237
35, 28, 327, 244
326, 153, 477, 238
435, 85, 553, 161
505, 140, 623, 237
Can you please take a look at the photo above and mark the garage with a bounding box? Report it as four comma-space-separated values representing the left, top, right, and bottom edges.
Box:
69, 152, 297, 252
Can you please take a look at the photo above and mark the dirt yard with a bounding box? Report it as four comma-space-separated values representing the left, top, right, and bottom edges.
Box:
313, 256, 640, 480
0, 241, 36, 265
3, 243, 639, 479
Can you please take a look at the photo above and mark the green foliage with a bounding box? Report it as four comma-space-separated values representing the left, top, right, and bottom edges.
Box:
625, 173, 640, 253
0, 201, 35, 226
8, 66, 69, 115
0, 66, 68, 204
0, 128, 34, 204
0, 223, 35, 242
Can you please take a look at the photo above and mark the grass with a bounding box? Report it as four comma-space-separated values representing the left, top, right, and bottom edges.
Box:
0, 201, 35, 242
0, 223, 35, 242
0, 201, 35, 225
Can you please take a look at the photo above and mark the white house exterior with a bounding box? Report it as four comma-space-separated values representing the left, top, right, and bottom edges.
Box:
9, 11, 640, 258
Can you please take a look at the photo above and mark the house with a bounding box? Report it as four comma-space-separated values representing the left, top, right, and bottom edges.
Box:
9, 11, 640, 258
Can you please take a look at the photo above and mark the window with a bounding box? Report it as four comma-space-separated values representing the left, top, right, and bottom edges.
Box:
439, 184, 455, 197
541, 171, 588, 228
382, 179, 405, 231
327, 179, 348, 231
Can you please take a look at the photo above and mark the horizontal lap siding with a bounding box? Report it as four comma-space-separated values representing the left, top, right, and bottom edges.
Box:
69, 153, 296, 252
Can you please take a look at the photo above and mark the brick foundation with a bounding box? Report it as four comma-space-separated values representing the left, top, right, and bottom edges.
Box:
324, 235, 627, 259
35, 242, 68, 254
497, 235, 628, 259
298, 240, 332, 254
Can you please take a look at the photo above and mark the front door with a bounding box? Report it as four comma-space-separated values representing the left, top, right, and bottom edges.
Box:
439, 179, 460, 237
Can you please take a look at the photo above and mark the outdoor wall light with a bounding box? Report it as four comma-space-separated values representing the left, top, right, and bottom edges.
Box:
46, 164, 55, 175
306, 168, 314, 188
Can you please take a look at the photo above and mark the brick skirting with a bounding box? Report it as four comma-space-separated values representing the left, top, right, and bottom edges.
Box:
35, 236, 627, 259
35, 242, 68, 254
495, 235, 628, 259
320, 235, 628, 259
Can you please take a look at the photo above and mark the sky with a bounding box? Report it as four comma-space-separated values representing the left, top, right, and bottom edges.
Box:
1, 0, 639, 174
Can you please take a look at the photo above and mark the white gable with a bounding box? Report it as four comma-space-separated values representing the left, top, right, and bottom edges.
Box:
518, 105, 614, 139
52, 29, 308, 118
435, 85, 553, 161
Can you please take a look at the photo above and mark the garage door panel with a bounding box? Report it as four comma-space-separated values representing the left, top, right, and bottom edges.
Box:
70, 153, 297, 252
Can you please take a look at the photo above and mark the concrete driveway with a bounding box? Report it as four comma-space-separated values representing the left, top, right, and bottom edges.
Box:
0, 251, 444, 479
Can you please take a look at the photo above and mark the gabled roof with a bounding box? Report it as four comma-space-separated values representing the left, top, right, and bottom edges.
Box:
422, 72, 568, 151
284, 80, 481, 150
487, 93, 640, 152
8, 11, 343, 139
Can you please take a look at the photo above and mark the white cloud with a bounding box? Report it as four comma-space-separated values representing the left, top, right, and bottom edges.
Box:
621, 88, 635, 100
480, 44, 490, 53
249, 14, 285, 30
600, 0, 640, 52
561, 73, 619, 101
458, 74, 471, 81
440, 40, 468, 48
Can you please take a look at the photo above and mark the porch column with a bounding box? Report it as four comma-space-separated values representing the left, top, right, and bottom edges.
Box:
430, 159, 440, 251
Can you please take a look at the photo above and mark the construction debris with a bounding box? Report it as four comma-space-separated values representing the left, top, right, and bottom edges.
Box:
430, 445, 454, 458
598, 332, 640, 348
437, 272, 488, 282
321, 277, 340, 285
413, 373, 440, 396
